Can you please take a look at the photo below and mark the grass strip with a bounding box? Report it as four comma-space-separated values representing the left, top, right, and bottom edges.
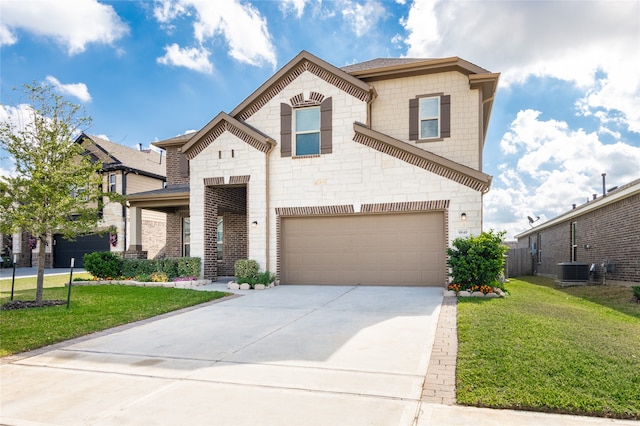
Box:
456, 276, 640, 419
1, 284, 228, 357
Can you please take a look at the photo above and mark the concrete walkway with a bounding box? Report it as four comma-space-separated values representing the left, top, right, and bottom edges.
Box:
1, 284, 636, 425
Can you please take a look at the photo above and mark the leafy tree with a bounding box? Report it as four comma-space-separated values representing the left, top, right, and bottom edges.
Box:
447, 230, 509, 290
0, 82, 119, 303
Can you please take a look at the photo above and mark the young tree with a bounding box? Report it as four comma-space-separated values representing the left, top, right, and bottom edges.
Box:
0, 82, 118, 303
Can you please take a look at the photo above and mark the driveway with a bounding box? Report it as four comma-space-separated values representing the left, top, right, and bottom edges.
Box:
1, 285, 443, 425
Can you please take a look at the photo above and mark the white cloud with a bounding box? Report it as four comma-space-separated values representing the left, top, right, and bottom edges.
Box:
0, 0, 128, 55
341, 1, 387, 37
45, 76, 92, 103
402, 0, 640, 133
280, 0, 309, 18
484, 110, 640, 238
157, 43, 213, 74
154, 0, 277, 69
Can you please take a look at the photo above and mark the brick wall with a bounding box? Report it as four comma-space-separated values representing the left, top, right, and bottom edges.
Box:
165, 147, 189, 185
524, 193, 639, 284
165, 208, 190, 258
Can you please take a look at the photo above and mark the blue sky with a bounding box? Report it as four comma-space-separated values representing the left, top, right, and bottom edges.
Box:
1, 0, 639, 239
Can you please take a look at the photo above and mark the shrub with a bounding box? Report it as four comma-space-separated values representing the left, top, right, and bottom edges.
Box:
122, 257, 201, 280
122, 258, 156, 278
83, 251, 122, 279
633, 286, 640, 302
234, 259, 259, 280
150, 272, 169, 282
177, 257, 200, 278
257, 271, 276, 285
447, 230, 508, 291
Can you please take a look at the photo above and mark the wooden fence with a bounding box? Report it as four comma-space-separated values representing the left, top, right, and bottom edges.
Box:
505, 247, 532, 277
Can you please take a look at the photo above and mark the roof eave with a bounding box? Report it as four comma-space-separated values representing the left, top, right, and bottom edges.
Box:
346, 57, 491, 81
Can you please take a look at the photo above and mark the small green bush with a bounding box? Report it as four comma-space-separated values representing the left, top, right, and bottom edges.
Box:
234, 259, 259, 280
632, 286, 640, 301
150, 272, 169, 282
257, 271, 276, 285
83, 251, 122, 279
177, 257, 200, 278
447, 230, 508, 291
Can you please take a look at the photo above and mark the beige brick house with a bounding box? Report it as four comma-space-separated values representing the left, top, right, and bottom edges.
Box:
128, 51, 499, 286
13, 134, 167, 268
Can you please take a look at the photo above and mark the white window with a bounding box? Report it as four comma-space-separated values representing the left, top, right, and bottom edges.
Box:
217, 216, 223, 261
571, 222, 577, 262
108, 173, 116, 193
419, 96, 440, 139
294, 107, 320, 156
182, 217, 190, 257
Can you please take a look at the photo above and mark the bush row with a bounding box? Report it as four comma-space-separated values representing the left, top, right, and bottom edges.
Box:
83, 252, 201, 281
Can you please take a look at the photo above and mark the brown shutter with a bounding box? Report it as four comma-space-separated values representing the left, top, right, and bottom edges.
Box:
409, 98, 419, 140
440, 95, 451, 138
280, 103, 292, 157
320, 97, 332, 154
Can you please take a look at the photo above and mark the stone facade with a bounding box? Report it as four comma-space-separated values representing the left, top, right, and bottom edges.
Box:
517, 181, 640, 285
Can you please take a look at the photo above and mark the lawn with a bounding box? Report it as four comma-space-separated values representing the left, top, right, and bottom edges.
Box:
456, 276, 640, 420
0, 274, 228, 357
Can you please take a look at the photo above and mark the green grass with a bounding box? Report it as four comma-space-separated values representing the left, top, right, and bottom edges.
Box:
456, 276, 640, 419
0, 277, 228, 357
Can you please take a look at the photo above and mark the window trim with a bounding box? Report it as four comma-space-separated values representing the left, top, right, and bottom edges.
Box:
217, 216, 223, 261
293, 105, 321, 157
182, 217, 190, 258
419, 95, 440, 140
409, 93, 450, 142
570, 222, 578, 262
108, 173, 116, 193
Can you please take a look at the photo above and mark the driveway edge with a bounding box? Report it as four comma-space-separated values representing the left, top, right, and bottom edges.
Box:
421, 295, 457, 405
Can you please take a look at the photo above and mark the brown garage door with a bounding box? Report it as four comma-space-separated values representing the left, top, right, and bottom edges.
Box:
280, 212, 445, 286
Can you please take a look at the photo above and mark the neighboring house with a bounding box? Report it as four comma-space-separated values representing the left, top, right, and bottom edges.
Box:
128, 51, 499, 286
13, 134, 167, 268
514, 178, 640, 286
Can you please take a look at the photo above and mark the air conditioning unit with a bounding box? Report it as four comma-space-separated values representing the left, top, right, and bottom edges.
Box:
557, 262, 589, 286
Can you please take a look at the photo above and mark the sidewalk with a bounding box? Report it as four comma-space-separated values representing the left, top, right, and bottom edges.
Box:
0, 266, 86, 280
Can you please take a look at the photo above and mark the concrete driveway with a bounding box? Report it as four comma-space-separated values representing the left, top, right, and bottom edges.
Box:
1, 285, 443, 425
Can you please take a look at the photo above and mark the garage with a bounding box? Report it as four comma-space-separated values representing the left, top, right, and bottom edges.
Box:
53, 233, 110, 268
280, 212, 446, 286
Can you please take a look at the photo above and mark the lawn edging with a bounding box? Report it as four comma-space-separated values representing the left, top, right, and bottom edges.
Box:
69, 279, 211, 289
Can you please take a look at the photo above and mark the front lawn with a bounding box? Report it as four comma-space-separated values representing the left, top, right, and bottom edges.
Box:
0, 280, 228, 357
456, 276, 640, 419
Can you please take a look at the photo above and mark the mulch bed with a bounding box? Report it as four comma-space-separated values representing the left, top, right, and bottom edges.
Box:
1, 300, 66, 310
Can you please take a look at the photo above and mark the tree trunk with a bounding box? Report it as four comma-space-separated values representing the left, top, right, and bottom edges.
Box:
35, 235, 47, 304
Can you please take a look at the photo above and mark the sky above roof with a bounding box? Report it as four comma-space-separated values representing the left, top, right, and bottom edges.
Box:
1, 0, 638, 239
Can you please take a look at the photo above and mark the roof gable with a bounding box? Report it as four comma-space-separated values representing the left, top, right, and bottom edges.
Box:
230, 50, 372, 121
79, 134, 165, 178
182, 112, 275, 160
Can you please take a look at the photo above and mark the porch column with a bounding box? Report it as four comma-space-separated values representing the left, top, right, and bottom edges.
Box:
125, 206, 147, 259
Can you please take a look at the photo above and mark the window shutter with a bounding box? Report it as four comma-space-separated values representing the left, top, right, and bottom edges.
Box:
320, 97, 332, 154
280, 103, 292, 157
409, 98, 419, 140
440, 95, 451, 138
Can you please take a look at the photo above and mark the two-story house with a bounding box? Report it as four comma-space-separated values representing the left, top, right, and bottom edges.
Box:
12, 134, 167, 269
127, 51, 498, 286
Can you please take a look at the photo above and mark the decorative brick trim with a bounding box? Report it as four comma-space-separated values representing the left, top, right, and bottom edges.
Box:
186, 120, 271, 160
229, 175, 250, 185
236, 60, 370, 121
275, 205, 355, 216
204, 177, 224, 186
361, 200, 449, 213
353, 129, 490, 193
290, 91, 324, 107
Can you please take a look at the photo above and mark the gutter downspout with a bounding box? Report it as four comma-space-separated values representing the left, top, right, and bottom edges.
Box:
265, 139, 276, 273
122, 170, 129, 253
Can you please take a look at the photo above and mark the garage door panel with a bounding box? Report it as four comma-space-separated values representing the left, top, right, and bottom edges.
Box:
281, 213, 445, 286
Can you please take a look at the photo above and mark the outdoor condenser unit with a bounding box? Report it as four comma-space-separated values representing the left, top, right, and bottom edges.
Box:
557, 262, 590, 285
